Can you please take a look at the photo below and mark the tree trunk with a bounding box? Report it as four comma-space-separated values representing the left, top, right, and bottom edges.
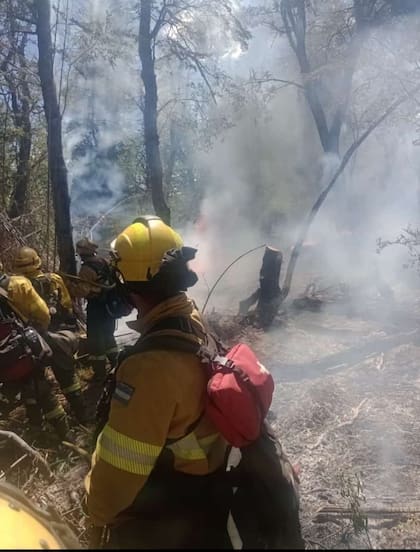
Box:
281, 85, 419, 300
34, 0, 76, 274
9, 36, 32, 219
138, 0, 170, 225
280, 0, 363, 156
239, 247, 283, 329
165, 119, 179, 190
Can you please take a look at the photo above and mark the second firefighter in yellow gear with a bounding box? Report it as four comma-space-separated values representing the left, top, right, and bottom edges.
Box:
0, 263, 72, 439
12, 247, 88, 425
86, 216, 232, 549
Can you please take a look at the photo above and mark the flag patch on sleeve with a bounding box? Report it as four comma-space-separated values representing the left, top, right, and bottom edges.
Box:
113, 382, 135, 405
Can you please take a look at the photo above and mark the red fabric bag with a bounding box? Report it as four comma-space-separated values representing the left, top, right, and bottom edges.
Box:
0, 321, 34, 382
205, 343, 274, 447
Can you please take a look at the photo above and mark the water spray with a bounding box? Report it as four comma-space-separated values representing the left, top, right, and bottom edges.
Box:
201, 244, 266, 314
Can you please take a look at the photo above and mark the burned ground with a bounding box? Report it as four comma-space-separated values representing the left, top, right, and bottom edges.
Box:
1, 276, 420, 549
206, 271, 420, 549
268, 302, 420, 550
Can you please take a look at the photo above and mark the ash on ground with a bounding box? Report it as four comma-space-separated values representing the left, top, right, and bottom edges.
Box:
1, 277, 420, 549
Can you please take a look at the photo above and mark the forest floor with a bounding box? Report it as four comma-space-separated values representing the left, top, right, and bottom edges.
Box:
1, 271, 420, 549
207, 271, 420, 550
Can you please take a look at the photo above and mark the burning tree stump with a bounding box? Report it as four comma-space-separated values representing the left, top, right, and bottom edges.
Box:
239, 247, 283, 328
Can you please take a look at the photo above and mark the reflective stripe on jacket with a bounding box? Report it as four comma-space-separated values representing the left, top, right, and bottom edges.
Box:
86, 293, 227, 527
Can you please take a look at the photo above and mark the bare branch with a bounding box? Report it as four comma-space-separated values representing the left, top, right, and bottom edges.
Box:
247, 76, 304, 90
282, 82, 420, 299
151, 0, 168, 39
0, 430, 54, 479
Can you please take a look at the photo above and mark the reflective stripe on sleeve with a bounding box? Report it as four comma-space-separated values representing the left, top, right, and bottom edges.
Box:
197, 433, 220, 454
105, 346, 119, 355
45, 405, 66, 420
168, 433, 207, 461
89, 354, 107, 361
62, 383, 81, 394
96, 425, 162, 476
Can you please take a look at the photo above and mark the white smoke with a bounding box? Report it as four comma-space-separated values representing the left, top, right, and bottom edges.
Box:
56, 0, 141, 241
185, 8, 420, 312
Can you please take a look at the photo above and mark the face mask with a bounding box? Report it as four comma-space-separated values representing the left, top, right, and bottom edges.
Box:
104, 279, 133, 319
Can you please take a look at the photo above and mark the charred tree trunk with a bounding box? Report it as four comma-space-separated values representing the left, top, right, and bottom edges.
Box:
239, 247, 283, 328
138, 0, 170, 224
9, 36, 31, 219
34, 0, 76, 274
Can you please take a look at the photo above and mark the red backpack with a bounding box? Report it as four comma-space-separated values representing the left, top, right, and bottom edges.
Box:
99, 316, 304, 548
202, 343, 274, 446
121, 316, 274, 447
0, 285, 35, 382
0, 281, 52, 383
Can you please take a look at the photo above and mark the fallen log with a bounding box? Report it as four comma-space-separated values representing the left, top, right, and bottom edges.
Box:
314, 505, 420, 523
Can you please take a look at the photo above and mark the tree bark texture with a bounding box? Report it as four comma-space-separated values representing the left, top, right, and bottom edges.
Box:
281, 84, 420, 300
35, 0, 76, 274
280, 0, 362, 156
139, 0, 170, 224
8, 36, 32, 219
239, 247, 283, 328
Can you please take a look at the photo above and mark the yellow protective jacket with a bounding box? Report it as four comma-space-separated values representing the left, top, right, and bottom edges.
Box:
30, 270, 74, 315
86, 293, 228, 527
5, 275, 50, 331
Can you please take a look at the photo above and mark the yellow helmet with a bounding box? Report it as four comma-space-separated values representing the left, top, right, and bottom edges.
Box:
112, 215, 183, 282
75, 237, 98, 256
13, 247, 41, 275
0, 481, 80, 549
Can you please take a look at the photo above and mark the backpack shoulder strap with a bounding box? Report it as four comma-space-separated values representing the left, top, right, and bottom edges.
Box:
32, 273, 52, 298
118, 316, 203, 365
83, 258, 114, 289
0, 275, 10, 293
83, 257, 109, 273
115, 316, 208, 446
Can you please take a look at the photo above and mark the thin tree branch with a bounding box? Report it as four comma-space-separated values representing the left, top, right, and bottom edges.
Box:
0, 430, 54, 479
151, 0, 168, 39
247, 77, 304, 90
282, 83, 420, 299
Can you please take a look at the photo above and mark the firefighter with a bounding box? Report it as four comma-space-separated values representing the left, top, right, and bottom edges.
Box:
12, 247, 88, 425
0, 261, 73, 440
0, 480, 81, 549
85, 216, 232, 549
74, 238, 118, 385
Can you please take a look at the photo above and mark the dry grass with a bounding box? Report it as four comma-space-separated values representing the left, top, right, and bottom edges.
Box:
206, 287, 420, 549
